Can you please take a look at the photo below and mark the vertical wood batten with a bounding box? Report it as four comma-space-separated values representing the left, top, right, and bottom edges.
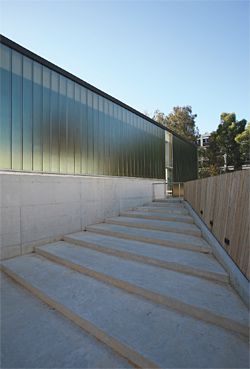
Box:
184, 171, 250, 280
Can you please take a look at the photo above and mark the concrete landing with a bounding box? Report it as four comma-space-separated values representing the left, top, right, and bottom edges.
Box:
1, 255, 249, 369
120, 210, 194, 223
86, 223, 211, 253
64, 231, 228, 282
36, 241, 248, 335
106, 216, 201, 237
1, 272, 132, 369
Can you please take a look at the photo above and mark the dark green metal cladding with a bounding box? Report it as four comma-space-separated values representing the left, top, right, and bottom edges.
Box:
0, 43, 165, 179
173, 135, 198, 182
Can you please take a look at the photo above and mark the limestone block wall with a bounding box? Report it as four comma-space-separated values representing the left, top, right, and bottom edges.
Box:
0, 172, 161, 260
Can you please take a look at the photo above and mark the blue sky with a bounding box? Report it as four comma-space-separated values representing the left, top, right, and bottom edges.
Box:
1, 0, 249, 133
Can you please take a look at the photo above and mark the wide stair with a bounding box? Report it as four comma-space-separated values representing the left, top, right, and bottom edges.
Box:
1, 199, 249, 368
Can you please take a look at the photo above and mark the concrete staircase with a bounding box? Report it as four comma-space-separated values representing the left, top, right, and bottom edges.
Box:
1, 199, 249, 368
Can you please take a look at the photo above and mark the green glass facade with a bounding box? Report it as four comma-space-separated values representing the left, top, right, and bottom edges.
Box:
0, 36, 198, 182
0, 42, 165, 178
173, 135, 198, 182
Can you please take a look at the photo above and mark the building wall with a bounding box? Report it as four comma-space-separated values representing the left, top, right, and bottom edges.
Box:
0, 172, 163, 260
0, 43, 165, 179
173, 135, 198, 182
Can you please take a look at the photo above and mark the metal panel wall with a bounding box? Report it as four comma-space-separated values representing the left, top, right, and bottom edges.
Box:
0, 43, 165, 179
173, 135, 198, 182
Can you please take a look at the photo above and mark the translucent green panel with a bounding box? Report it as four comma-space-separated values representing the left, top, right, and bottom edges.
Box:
67, 80, 75, 174
173, 135, 198, 182
98, 96, 105, 175
1, 43, 171, 179
12, 51, 23, 170
51, 71, 60, 172
74, 84, 81, 174
33, 61, 43, 171
23, 57, 33, 171
59, 75, 67, 173
80, 86, 87, 174
93, 92, 99, 174
0, 44, 11, 168
109, 102, 115, 176
113, 104, 118, 176
104, 99, 110, 175
86, 90, 93, 174
42, 66, 51, 172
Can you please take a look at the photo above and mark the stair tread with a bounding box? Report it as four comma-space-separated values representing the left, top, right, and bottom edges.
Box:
64, 231, 228, 281
106, 216, 201, 236
86, 223, 210, 253
145, 202, 185, 208
120, 210, 193, 223
136, 206, 189, 214
1, 272, 132, 369
2, 255, 248, 369
37, 241, 248, 328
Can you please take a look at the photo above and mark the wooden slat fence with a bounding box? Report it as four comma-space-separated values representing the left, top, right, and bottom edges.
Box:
184, 171, 250, 280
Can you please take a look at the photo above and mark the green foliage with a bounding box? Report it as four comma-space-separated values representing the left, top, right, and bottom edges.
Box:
198, 142, 220, 178
198, 113, 247, 178
153, 106, 199, 143
215, 113, 246, 169
235, 122, 250, 164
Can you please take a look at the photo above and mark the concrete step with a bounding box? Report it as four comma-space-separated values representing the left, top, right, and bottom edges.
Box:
1, 255, 249, 369
86, 223, 211, 253
136, 206, 189, 215
1, 272, 132, 369
36, 241, 248, 336
64, 231, 228, 283
106, 216, 201, 237
153, 198, 184, 203
120, 210, 194, 224
145, 202, 185, 208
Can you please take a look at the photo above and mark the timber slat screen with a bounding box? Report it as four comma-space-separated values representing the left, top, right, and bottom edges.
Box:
184, 171, 250, 280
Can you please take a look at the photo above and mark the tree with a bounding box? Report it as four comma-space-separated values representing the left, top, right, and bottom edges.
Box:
199, 113, 247, 177
153, 106, 199, 143
198, 114, 248, 178
198, 133, 221, 178
215, 113, 246, 170
235, 122, 250, 165
153, 109, 167, 126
